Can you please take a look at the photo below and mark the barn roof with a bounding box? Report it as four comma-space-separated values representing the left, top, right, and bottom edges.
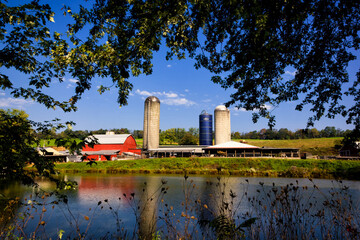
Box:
91, 134, 133, 144
203, 141, 259, 149
82, 150, 120, 155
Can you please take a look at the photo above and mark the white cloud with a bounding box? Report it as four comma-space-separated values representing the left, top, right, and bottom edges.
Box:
185, 89, 189, 93
166, 64, 172, 68
69, 79, 79, 83
232, 107, 247, 112
263, 104, 272, 110
0, 97, 34, 108
202, 99, 212, 103
135, 89, 195, 106
285, 70, 297, 76
135, 89, 152, 96
135, 89, 178, 98
161, 98, 195, 106
232, 104, 272, 113
164, 92, 178, 98
0, 91, 5, 96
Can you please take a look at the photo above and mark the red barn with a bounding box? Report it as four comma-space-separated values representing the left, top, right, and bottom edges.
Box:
82, 133, 141, 161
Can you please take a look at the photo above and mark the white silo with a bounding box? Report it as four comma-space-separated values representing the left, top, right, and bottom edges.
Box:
214, 105, 231, 145
143, 96, 160, 150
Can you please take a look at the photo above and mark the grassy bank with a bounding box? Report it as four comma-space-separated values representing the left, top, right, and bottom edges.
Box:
54, 157, 360, 180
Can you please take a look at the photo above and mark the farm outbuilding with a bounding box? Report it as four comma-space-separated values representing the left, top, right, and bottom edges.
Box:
203, 141, 300, 158
203, 141, 259, 157
37, 147, 68, 162
82, 132, 141, 161
339, 141, 360, 157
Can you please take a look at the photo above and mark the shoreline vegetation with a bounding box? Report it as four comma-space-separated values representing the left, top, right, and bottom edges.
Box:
52, 157, 360, 180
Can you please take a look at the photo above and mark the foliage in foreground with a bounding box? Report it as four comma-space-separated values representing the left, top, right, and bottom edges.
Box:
0, 109, 55, 185
0, 109, 96, 185
0, 177, 359, 239
1, 1, 360, 135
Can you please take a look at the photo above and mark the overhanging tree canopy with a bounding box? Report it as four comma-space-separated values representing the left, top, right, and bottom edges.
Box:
1, 0, 359, 134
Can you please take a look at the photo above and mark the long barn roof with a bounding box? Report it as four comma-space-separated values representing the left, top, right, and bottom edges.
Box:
203, 141, 259, 149
91, 134, 132, 144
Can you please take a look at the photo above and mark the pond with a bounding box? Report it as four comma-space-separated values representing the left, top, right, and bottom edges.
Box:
1, 174, 360, 239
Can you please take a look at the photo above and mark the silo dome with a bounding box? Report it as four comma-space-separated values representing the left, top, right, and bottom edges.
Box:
214, 105, 231, 145
215, 105, 228, 111
146, 96, 160, 103
143, 96, 160, 150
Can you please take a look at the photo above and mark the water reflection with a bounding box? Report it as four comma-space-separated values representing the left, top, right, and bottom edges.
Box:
1, 175, 359, 239
138, 177, 161, 240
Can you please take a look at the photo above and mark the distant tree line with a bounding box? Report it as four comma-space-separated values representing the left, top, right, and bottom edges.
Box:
35, 127, 200, 145
232, 126, 351, 140
34, 128, 142, 141
159, 128, 199, 145
35, 126, 351, 145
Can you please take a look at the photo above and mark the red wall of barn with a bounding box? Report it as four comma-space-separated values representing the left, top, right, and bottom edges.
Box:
82, 135, 141, 160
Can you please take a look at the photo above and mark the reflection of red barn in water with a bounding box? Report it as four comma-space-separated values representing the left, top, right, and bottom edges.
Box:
82, 132, 141, 161
77, 176, 136, 202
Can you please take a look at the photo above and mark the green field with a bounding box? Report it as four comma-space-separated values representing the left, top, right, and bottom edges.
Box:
240, 138, 342, 156
135, 138, 143, 146
54, 157, 360, 180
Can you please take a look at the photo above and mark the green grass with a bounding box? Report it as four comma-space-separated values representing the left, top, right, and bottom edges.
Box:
54, 157, 360, 180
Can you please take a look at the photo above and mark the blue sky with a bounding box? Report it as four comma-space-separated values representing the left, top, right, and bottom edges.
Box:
0, 1, 358, 133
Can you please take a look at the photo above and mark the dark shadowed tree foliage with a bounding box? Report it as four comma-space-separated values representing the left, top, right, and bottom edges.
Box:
0, 109, 40, 184
0, 109, 97, 184
1, 0, 360, 143
0, 109, 58, 184
187, 0, 360, 133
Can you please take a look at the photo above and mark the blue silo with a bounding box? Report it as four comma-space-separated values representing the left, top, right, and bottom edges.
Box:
199, 110, 213, 146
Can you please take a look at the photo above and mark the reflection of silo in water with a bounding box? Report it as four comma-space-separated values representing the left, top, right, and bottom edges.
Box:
214, 105, 231, 145
138, 178, 161, 240
197, 177, 241, 232
199, 110, 213, 146
143, 96, 160, 150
